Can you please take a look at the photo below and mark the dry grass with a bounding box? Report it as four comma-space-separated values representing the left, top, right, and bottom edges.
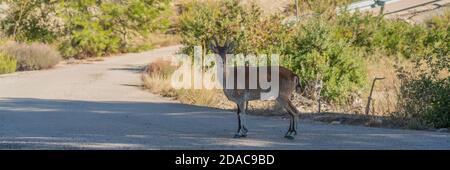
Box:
142, 59, 179, 96
148, 33, 181, 48
0, 41, 61, 71
142, 58, 235, 109
364, 57, 400, 116
363, 55, 417, 116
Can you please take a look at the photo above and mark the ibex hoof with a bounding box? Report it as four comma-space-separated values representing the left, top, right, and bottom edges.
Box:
292, 130, 298, 136
234, 127, 248, 138
284, 130, 297, 140
234, 133, 247, 138
284, 135, 295, 140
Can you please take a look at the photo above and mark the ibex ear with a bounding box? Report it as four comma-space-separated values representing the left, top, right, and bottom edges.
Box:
208, 40, 219, 54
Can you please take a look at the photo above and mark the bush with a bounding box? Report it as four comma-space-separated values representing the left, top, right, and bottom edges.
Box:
371, 19, 429, 59
0, 53, 17, 74
179, 0, 289, 56
396, 58, 449, 128
423, 8, 450, 60
332, 11, 430, 59
1, 41, 61, 71
179, 0, 366, 103
58, 0, 171, 58
58, 23, 120, 59
332, 11, 378, 49
178, 0, 447, 108
394, 10, 450, 128
1, 0, 171, 58
0, 1, 64, 43
284, 18, 367, 103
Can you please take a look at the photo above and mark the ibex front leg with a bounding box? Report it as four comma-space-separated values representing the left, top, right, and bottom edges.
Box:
234, 101, 248, 138
278, 97, 299, 140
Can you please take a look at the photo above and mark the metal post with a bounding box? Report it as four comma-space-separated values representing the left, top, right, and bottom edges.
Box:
376, 0, 386, 15
365, 77, 385, 115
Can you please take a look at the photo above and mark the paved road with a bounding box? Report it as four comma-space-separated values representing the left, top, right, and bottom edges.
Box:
367, 0, 450, 22
0, 46, 449, 149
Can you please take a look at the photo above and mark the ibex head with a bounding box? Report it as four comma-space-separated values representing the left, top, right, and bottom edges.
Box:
208, 36, 235, 60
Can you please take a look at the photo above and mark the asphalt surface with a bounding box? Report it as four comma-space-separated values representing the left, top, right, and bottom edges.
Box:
368, 0, 450, 22
1, 46, 449, 149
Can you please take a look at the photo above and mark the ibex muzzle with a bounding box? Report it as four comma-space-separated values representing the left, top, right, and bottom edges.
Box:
209, 38, 302, 139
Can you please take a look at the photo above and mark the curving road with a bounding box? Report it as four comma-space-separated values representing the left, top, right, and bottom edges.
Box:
0, 46, 449, 149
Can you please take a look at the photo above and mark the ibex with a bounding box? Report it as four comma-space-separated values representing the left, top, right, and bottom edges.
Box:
209, 38, 302, 139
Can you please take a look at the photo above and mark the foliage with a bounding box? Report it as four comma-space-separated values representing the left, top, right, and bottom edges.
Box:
0, 0, 171, 58
331, 11, 432, 59
100, 0, 171, 49
284, 18, 367, 103
0, 0, 64, 43
59, 0, 171, 58
423, 8, 450, 61
58, 14, 121, 58
1, 41, 61, 71
371, 19, 428, 59
0, 52, 16, 74
395, 57, 449, 128
179, 0, 289, 56
179, 0, 366, 103
394, 10, 450, 128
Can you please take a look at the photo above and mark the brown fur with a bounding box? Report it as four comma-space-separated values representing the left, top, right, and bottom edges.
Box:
210, 39, 301, 139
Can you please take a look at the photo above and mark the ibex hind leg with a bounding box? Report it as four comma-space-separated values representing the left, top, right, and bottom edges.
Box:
278, 98, 299, 140
234, 101, 248, 138
287, 100, 299, 135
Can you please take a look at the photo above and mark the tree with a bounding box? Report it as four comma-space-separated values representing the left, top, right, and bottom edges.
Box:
100, 0, 171, 50
0, 0, 64, 43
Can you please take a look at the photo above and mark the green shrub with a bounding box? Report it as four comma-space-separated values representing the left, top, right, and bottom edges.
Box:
1, 0, 171, 58
396, 57, 449, 128
371, 19, 429, 59
0, 1, 65, 43
178, 0, 447, 107
0, 53, 17, 74
394, 10, 450, 128
179, 0, 289, 56
179, 0, 366, 103
332, 11, 378, 49
423, 8, 450, 60
58, 22, 120, 59
332, 11, 430, 59
1, 41, 61, 71
58, 0, 171, 58
284, 18, 366, 103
